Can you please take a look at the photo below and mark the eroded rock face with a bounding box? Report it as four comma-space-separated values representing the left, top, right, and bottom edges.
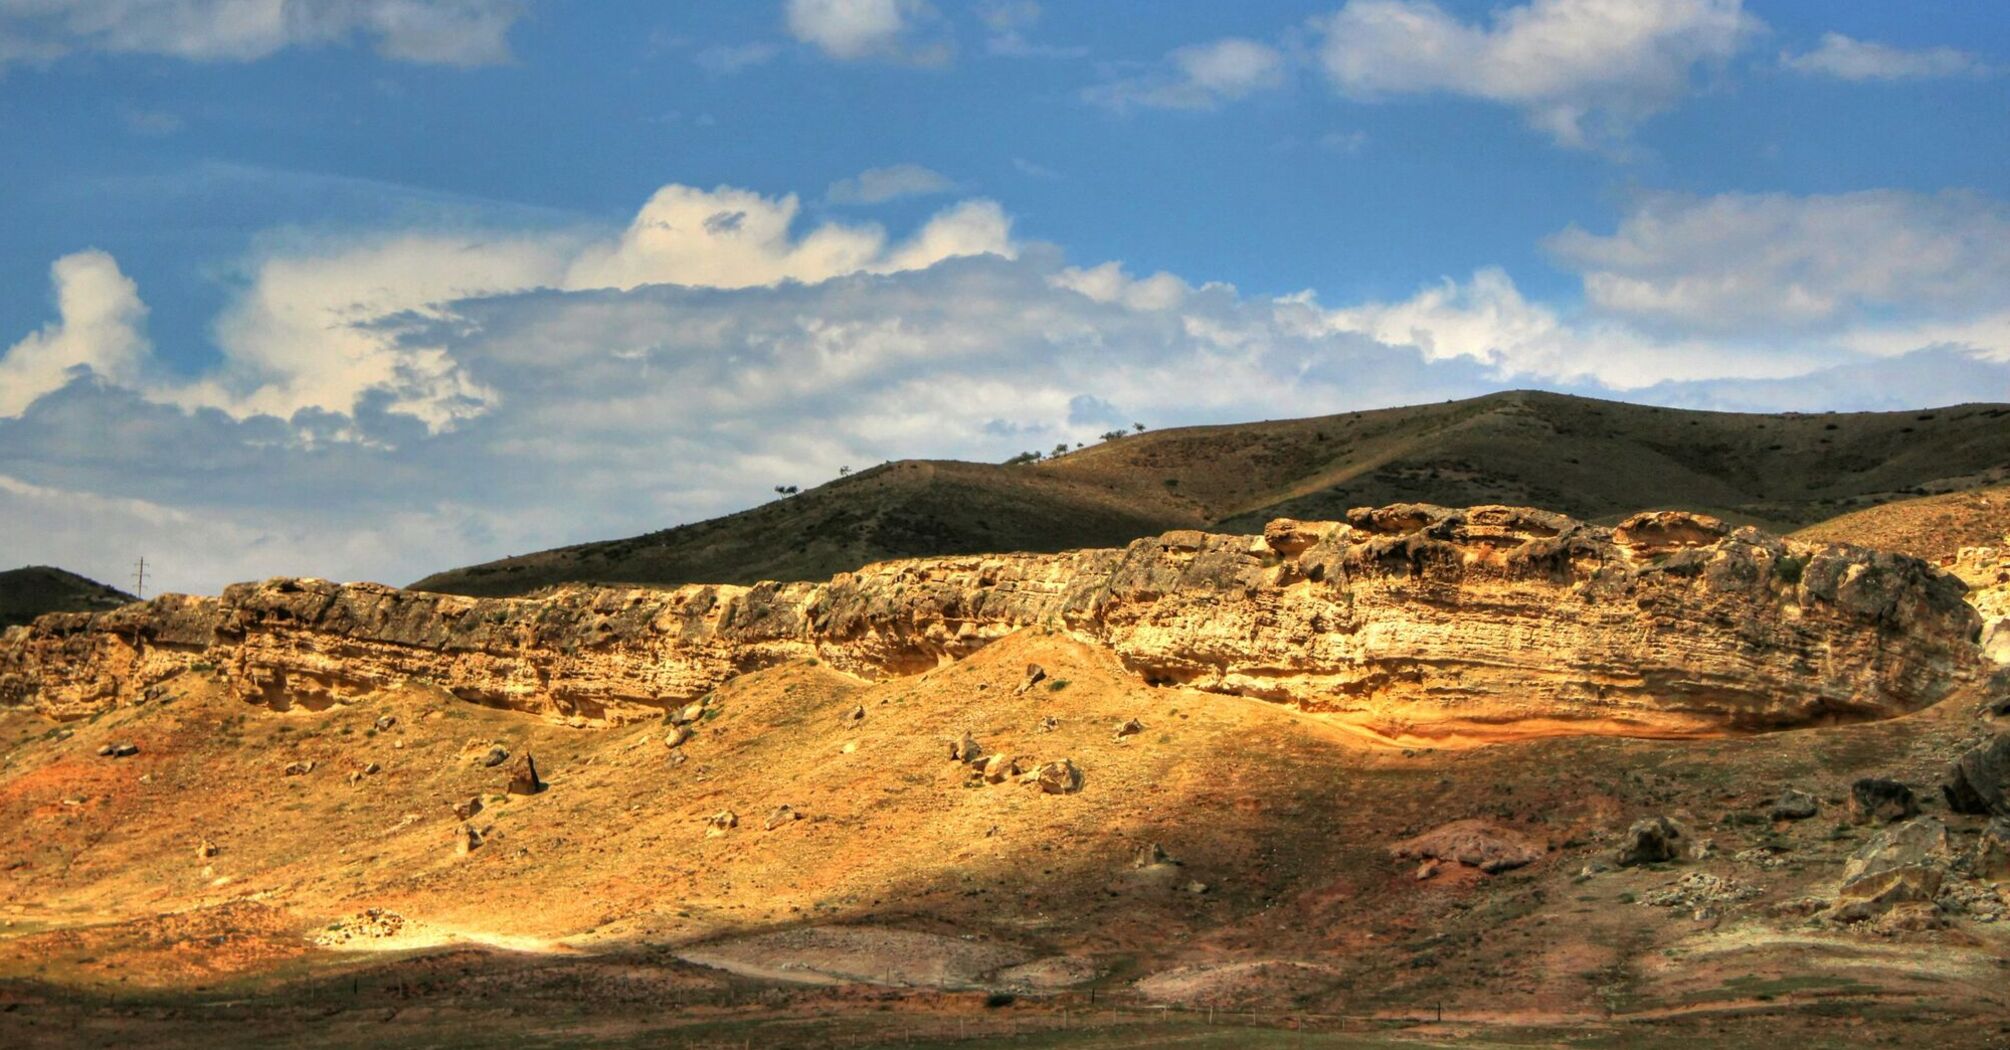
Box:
0, 506, 1984, 739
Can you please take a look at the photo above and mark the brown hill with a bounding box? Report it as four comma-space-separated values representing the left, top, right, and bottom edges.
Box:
0, 566, 133, 629
1792, 483, 2010, 563
412, 390, 2010, 597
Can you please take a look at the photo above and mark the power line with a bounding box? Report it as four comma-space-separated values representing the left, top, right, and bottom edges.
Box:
132, 556, 147, 600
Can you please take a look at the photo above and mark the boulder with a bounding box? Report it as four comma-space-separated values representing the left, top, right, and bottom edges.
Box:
1615, 816, 1684, 867
1848, 778, 1918, 824
1390, 819, 1545, 874
195, 837, 219, 859
981, 753, 1020, 783
506, 752, 545, 795
455, 823, 483, 856
763, 804, 801, 831
1015, 664, 1047, 695
1967, 815, 2010, 881
1838, 816, 1951, 910
670, 701, 706, 726
452, 796, 483, 821
1768, 788, 1820, 822
664, 725, 692, 750
282, 759, 315, 777
1114, 718, 1146, 740
1134, 842, 1177, 869
1943, 734, 2010, 816
705, 810, 738, 837
1031, 759, 1083, 794
1035, 716, 1059, 733
842, 704, 866, 727
949, 733, 984, 765
373, 715, 397, 732
478, 745, 510, 768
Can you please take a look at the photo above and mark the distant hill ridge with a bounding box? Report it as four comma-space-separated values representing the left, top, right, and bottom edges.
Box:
412, 389, 2010, 597
0, 566, 135, 629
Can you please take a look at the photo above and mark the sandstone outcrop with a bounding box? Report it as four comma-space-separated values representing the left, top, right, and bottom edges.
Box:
0, 506, 1984, 740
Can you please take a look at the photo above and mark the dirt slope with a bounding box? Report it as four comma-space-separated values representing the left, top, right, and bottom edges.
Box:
0, 567, 133, 629
413, 391, 2010, 597
1793, 483, 2010, 563
3, 628, 2008, 1046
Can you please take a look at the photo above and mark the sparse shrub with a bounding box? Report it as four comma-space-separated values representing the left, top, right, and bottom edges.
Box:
1773, 555, 1806, 585
1046, 679, 1070, 692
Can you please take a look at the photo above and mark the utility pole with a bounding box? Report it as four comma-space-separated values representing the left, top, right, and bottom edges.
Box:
131, 556, 147, 600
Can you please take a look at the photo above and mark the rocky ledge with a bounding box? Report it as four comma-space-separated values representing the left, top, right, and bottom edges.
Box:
0, 505, 1985, 740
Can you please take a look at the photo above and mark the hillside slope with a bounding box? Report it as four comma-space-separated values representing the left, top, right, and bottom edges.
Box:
0, 566, 133, 629
414, 390, 2010, 596
1792, 483, 2010, 563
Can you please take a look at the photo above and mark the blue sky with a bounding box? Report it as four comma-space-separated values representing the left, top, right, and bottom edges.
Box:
2, 0, 2008, 593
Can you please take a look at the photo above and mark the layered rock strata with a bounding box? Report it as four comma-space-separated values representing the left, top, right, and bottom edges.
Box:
0, 506, 1985, 740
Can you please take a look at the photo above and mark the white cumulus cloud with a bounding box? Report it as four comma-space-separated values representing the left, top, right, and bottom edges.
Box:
0, 250, 150, 416
1547, 190, 2010, 334
1313, 0, 1758, 147
783, 0, 949, 65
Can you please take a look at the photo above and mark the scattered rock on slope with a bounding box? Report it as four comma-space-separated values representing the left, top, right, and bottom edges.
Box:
949, 733, 983, 765
1849, 778, 1919, 824
1030, 759, 1083, 794
1943, 734, 2010, 816
1615, 817, 1684, 867
1769, 789, 1820, 822
1391, 819, 1545, 874
1833, 817, 1951, 921
507, 753, 545, 795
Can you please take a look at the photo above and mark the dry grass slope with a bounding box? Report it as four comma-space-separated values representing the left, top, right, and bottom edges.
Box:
1792, 483, 2010, 563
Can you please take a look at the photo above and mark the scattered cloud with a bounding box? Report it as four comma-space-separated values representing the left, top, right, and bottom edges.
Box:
1011, 157, 1062, 180
0, 0, 526, 69
977, 0, 1084, 59
1781, 32, 1992, 82
694, 41, 780, 75
783, 0, 950, 66
1312, 0, 1759, 148
116, 104, 184, 136
1547, 190, 2010, 334
825, 163, 956, 205
1318, 129, 1368, 154
1086, 36, 1287, 112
